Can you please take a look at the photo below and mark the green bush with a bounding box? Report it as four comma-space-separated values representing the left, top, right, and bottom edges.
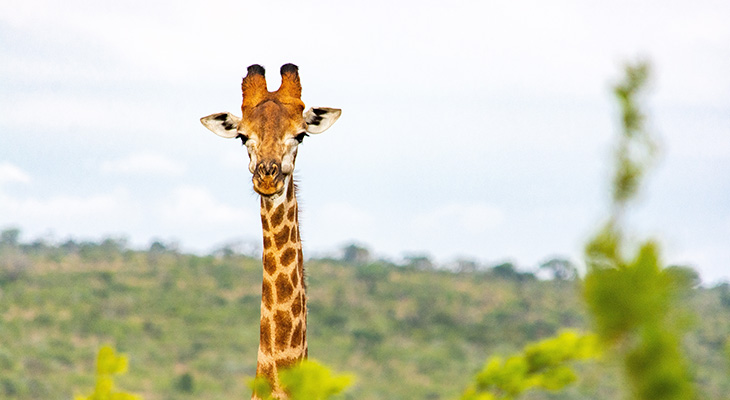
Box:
461, 330, 600, 400
249, 359, 353, 400
75, 346, 141, 400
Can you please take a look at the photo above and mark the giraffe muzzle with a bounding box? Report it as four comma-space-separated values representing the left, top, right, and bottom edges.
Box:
253, 161, 285, 196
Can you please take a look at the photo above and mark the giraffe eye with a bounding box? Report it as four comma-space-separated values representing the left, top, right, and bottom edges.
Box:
295, 132, 309, 144
237, 134, 249, 145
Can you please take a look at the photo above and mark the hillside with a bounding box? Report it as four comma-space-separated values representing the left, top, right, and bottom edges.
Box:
1, 235, 729, 399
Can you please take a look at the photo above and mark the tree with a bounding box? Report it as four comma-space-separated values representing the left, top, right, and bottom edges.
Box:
0, 228, 20, 247
539, 258, 577, 281
354, 262, 390, 294
403, 253, 435, 270
341, 243, 370, 265
454, 258, 480, 273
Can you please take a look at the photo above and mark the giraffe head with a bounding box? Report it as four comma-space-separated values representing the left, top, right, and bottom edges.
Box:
201, 64, 341, 196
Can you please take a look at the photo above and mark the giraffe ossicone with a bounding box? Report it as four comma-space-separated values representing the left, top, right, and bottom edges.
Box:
200, 64, 341, 399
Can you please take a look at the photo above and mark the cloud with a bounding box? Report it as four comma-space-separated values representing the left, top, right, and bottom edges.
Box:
413, 203, 504, 235
0, 187, 139, 236
4, 0, 725, 103
219, 148, 249, 169
318, 202, 374, 229
670, 242, 730, 284
101, 153, 186, 176
0, 93, 163, 134
0, 162, 31, 185
0, 183, 258, 250
302, 202, 376, 248
159, 185, 254, 227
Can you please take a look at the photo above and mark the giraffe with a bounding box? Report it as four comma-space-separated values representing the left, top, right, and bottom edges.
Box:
200, 64, 341, 399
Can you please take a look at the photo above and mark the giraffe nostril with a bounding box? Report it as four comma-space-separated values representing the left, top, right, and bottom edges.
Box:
257, 162, 281, 178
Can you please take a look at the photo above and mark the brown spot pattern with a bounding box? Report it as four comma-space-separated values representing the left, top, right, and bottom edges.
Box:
263, 252, 276, 275
262, 236, 271, 248
291, 293, 302, 317
275, 273, 294, 302
274, 226, 290, 249
256, 362, 275, 387
260, 214, 269, 231
290, 268, 299, 288
262, 279, 273, 310
287, 180, 294, 202
270, 204, 285, 227
276, 356, 298, 370
274, 310, 293, 352
287, 206, 295, 221
279, 248, 296, 267
289, 225, 298, 242
260, 317, 271, 354
290, 321, 302, 349
298, 249, 305, 289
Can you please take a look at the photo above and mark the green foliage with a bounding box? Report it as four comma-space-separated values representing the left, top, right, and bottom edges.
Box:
461, 330, 600, 400
175, 373, 195, 393
585, 242, 695, 399
584, 61, 695, 400
342, 243, 371, 265
1, 228, 21, 246
490, 262, 536, 282
538, 258, 577, 281
250, 375, 274, 399
248, 359, 353, 400
76, 346, 140, 400
280, 360, 353, 399
354, 262, 390, 294
610, 62, 657, 205
2, 229, 728, 399
585, 242, 673, 341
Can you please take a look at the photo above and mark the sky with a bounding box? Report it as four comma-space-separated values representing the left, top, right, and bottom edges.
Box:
1, 0, 729, 282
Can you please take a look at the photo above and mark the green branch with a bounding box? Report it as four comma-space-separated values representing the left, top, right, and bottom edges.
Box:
584, 61, 695, 400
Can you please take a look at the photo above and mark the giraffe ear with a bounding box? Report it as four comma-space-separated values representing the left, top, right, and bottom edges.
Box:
200, 112, 241, 138
304, 107, 341, 134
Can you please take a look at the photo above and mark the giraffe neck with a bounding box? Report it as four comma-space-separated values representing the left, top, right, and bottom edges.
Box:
254, 176, 307, 399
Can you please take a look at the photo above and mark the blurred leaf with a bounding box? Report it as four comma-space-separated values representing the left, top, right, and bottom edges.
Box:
585, 222, 622, 271
248, 376, 273, 400
97, 345, 128, 375
247, 359, 353, 400
462, 330, 599, 399
280, 360, 353, 400
78, 346, 140, 400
